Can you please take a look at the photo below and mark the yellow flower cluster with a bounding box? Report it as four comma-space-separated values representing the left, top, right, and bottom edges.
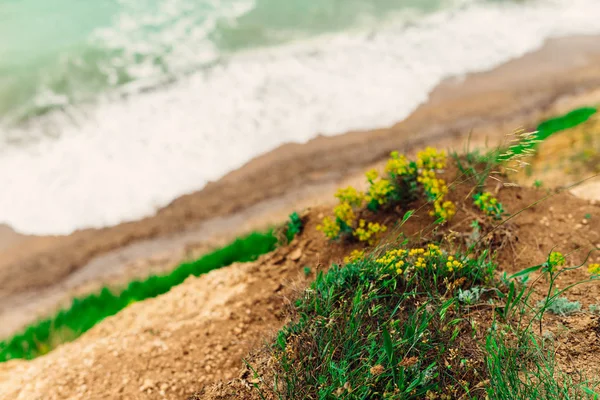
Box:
588, 263, 600, 275
353, 219, 387, 245
546, 251, 566, 274
366, 178, 394, 206
316, 216, 340, 239
334, 202, 356, 227
432, 200, 456, 221
376, 249, 408, 274
318, 146, 455, 241
344, 249, 365, 264
425, 243, 442, 257
409, 247, 425, 257
385, 151, 413, 176
365, 169, 379, 183
416, 147, 447, 170
418, 170, 449, 199
548, 251, 566, 267
415, 257, 426, 269
335, 186, 364, 207
376, 244, 454, 276
445, 255, 464, 272
416, 154, 455, 222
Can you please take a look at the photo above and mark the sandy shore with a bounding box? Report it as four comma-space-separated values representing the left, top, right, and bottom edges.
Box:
1, 34, 600, 338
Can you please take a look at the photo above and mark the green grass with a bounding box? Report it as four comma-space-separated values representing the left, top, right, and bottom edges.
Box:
252, 243, 498, 399
0, 230, 281, 362
485, 324, 599, 400
499, 107, 597, 161
250, 245, 599, 399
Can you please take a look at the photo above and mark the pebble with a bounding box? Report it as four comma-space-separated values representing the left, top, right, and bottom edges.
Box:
140, 379, 154, 392
288, 248, 303, 261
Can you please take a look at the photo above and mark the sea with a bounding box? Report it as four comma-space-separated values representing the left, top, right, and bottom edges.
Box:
1, 0, 599, 234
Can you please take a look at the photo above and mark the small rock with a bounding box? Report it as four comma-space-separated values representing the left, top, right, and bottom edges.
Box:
140, 379, 154, 392
288, 248, 303, 261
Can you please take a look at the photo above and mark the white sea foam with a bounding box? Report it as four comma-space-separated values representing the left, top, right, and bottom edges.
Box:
1, 0, 600, 234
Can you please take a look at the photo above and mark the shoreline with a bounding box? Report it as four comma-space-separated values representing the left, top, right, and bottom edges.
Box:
1, 34, 600, 337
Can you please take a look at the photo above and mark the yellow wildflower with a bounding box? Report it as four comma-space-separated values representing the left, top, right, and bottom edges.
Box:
335, 186, 364, 207
547, 251, 566, 273
365, 169, 379, 183
425, 243, 442, 257
409, 248, 425, 257
344, 249, 365, 264
385, 151, 412, 176
316, 216, 340, 239
445, 255, 464, 272
395, 260, 405, 274
366, 179, 394, 206
430, 200, 456, 222
334, 202, 356, 227
416, 147, 447, 170
588, 263, 600, 275
354, 220, 387, 245
419, 173, 449, 200
415, 257, 426, 269
376, 248, 408, 265
376, 248, 407, 275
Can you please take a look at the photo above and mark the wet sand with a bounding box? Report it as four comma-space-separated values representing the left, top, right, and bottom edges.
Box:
1, 34, 600, 338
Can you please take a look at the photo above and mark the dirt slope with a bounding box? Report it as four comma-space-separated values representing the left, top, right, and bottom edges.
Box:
1, 172, 599, 399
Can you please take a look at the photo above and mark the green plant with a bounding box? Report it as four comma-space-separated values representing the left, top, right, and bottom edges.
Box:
452, 145, 502, 191
473, 192, 505, 220
286, 212, 303, 242
485, 326, 596, 400
537, 296, 581, 316
251, 242, 497, 399
457, 287, 484, 305
499, 107, 597, 162
488, 248, 600, 399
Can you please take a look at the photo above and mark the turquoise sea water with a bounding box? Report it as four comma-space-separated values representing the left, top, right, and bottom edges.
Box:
0, 0, 483, 123
1, 0, 599, 234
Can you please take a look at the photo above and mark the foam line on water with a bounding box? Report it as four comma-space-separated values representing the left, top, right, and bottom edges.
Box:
1, 0, 600, 234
